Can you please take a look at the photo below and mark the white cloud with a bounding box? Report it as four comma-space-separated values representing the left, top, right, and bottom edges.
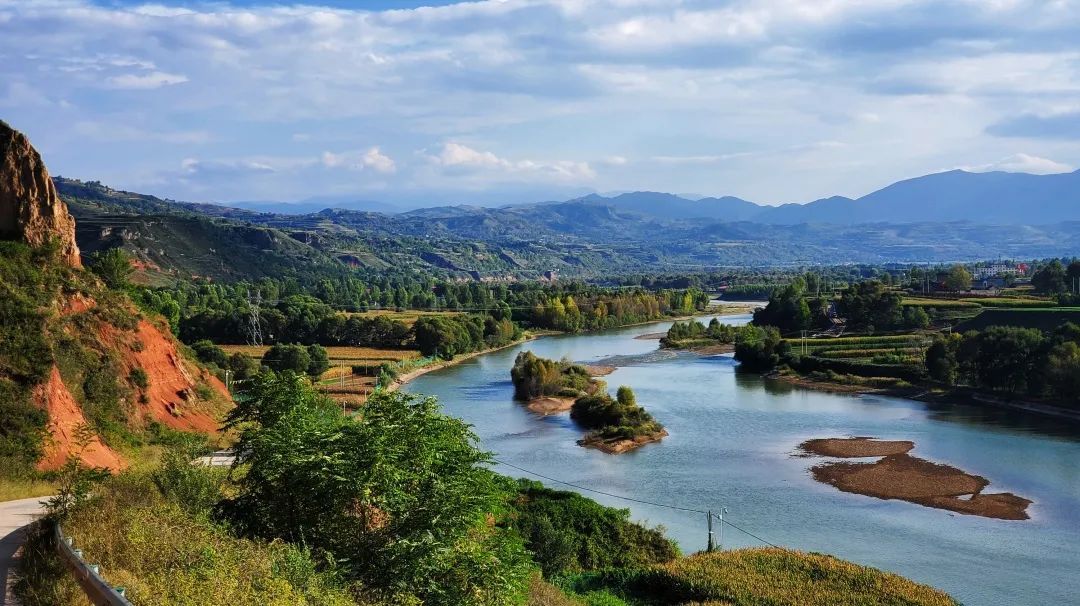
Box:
321, 148, 397, 173
4, 0, 1080, 203
964, 153, 1074, 174
429, 142, 594, 181
361, 147, 396, 174
106, 71, 188, 90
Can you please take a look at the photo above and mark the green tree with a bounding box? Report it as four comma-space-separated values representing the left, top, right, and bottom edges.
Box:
305, 344, 330, 378
1033, 260, 1068, 294
925, 335, 958, 385
734, 325, 785, 372
90, 247, 134, 289
261, 343, 311, 376
221, 373, 532, 605
944, 265, 972, 292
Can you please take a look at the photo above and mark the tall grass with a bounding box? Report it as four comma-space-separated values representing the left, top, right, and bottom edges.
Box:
560, 548, 957, 606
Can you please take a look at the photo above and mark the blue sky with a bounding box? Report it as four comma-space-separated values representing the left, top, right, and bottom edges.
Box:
2, 0, 1079, 207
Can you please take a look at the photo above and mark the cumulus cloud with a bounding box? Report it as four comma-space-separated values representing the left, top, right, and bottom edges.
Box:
428, 143, 595, 181
321, 148, 397, 173
2, 0, 1080, 203
963, 153, 1075, 175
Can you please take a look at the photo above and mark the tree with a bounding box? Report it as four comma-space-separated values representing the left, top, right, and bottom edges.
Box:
305, 344, 330, 378
944, 265, 972, 292
902, 305, 930, 329
191, 339, 228, 368
838, 281, 903, 330
221, 374, 532, 605
261, 343, 311, 376
1033, 260, 1068, 294
1046, 341, 1080, 405
925, 335, 958, 385
90, 247, 134, 289
734, 325, 785, 372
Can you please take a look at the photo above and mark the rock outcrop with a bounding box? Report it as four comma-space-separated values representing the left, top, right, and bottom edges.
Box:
0, 120, 81, 266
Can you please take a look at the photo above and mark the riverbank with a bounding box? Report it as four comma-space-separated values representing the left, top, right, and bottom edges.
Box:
800, 437, 1032, 520
770, 370, 1080, 423
388, 335, 536, 393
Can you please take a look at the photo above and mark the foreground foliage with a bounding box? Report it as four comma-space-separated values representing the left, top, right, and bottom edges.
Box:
221, 373, 533, 605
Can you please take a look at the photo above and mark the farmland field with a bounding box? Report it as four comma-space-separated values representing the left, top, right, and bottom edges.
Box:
342, 308, 463, 327
218, 344, 420, 363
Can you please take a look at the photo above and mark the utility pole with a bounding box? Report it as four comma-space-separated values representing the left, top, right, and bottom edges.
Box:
224, 369, 232, 393
718, 507, 729, 551
706, 510, 714, 552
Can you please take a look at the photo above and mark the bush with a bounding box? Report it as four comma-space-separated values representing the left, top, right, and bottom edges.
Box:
570, 387, 663, 440
505, 479, 677, 577
511, 351, 593, 400
192, 339, 229, 368
129, 367, 149, 390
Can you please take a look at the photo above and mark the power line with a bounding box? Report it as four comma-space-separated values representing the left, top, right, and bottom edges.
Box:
492, 458, 787, 550
493, 458, 707, 514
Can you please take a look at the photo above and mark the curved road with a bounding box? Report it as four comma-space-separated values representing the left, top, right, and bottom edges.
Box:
0, 497, 48, 606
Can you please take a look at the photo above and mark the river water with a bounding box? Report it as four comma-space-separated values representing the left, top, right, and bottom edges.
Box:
402, 314, 1080, 605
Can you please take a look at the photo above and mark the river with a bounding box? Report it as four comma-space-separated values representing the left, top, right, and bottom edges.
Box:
402, 314, 1080, 605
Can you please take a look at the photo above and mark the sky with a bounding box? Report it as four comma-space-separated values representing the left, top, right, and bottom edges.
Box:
2, 0, 1080, 208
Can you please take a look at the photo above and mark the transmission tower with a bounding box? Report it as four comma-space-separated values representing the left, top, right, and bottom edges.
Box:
247, 289, 264, 346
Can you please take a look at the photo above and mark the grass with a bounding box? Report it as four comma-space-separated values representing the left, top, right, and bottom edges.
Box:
0, 477, 55, 502
17, 471, 363, 606
902, 298, 981, 308
560, 548, 957, 606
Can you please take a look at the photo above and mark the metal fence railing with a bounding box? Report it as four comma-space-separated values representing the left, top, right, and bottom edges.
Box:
54, 523, 132, 605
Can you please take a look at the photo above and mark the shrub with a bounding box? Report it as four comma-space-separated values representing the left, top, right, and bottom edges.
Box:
129, 367, 149, 390
505, 479, 677, 577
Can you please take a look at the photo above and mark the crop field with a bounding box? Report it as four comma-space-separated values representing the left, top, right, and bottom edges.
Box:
343, 309, 463, 327
901, 296, 1055, 309
218, 344, 420, 363
956, 308, 1080, 332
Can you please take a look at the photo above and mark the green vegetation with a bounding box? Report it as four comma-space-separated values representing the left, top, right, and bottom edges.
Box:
504, 479, 678, 578
557, 549, 957, 606
221, 373, 533, 605
261, 343, 331, 378
662, 318, 738, 348
510, 352, 595, 400
926, 323, 1080, 406
733, 325, 786, 372
413, 313, 522, 359
570, 386, 664, 441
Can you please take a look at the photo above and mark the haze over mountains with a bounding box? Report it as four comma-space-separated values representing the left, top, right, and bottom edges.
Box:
229, 168, 1080, 225
55, 165, 1080, 283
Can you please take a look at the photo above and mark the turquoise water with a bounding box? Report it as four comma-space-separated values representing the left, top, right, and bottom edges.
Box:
403, 315, 1080, 605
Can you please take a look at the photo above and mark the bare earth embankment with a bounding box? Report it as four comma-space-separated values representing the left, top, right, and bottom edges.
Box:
800, 437, 1031, 520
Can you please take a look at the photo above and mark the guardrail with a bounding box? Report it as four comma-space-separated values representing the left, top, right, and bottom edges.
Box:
54, 523, 132, 605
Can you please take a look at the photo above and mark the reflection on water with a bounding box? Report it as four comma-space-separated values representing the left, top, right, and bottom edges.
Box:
404, 315, 1080, 605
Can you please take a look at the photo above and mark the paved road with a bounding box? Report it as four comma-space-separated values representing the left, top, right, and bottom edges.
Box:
0, 497, 48, 606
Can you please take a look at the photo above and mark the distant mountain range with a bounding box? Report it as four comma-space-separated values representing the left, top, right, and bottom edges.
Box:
222, 168, 1080, 224
565, 169, 1080, 224
54, 167, 1080, 282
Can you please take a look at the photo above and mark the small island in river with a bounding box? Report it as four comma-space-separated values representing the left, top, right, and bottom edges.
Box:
800, 437, 1031, 520
510, 351, 666, 453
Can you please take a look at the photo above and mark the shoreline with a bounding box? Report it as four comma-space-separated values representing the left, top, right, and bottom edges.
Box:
387, 334, 536, 393
768, 372, 1080, 423
578, 428, 669, 454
